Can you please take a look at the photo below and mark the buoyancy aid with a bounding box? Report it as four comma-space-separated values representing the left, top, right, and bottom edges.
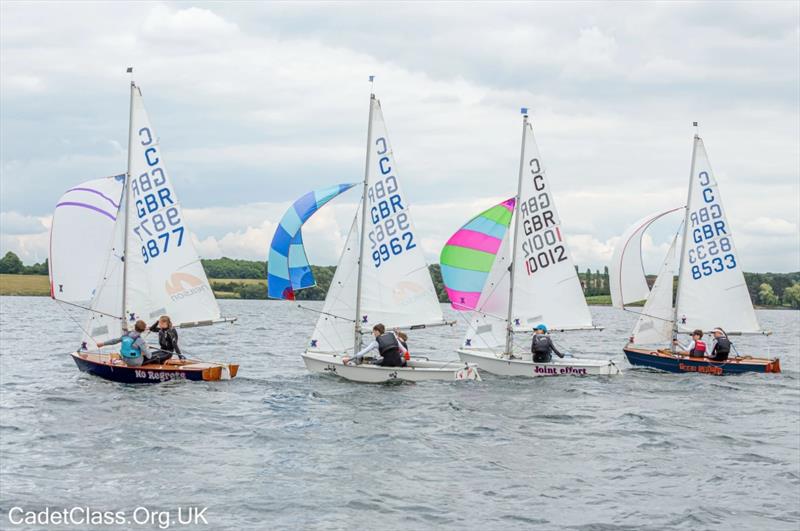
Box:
711, 337, 731, 361
376, 333, 403, 367
120, 334, 141, 359
689, 340, 707, 357
532, 334, 553, 363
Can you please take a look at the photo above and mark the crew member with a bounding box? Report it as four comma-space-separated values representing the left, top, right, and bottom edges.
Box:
342, 324, 408, 367
673, 329, 706, 357
707, 328, 732, 361
531, 324, 564, 363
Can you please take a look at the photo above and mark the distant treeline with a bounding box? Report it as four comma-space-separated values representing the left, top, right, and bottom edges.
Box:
2, 251, 799, 308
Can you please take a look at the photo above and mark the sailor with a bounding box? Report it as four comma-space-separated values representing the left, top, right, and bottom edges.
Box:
707, 328, 732, 361
149, 315, 185, 362
531, 324, 565, 363
97, 320, 151, 367
673, 329, 707, 357
396, 330, 411, 365
342, 323, 408, 367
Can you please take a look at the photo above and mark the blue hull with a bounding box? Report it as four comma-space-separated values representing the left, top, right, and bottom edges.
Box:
623, 347, 780, 375
71, 353, 231, 384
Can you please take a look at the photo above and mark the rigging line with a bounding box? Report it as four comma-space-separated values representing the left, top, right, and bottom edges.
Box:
53, 298, 123, 320
55, 301, 96, 348
297, 304, 356, 322
622, 306, 674, 323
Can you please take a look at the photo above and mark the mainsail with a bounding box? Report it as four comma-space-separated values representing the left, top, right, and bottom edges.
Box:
283, 94, 447, 354
440, 198, 515, 310
674, 136, 761, 334
508, 118, 593, 332
78, 82, 224, 348
354, 96, 446, 333
49, 175, 125, 303
267, 183, 357, 300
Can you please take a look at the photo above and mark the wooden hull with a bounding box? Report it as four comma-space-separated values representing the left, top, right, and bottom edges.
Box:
302, 351, 481, 383
71, 352, 239, 384
458, 349, 621, 376
623, 346, 780, 375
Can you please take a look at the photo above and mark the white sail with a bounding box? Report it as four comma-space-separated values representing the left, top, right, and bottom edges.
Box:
509, 122, 593, 331
49, 175, 125, 304
674, 137, 761, 334
356, 97, 445, 331
122, 84, 221, 328
81, 194, 127, 348
631, 233, 677, 345
610, 207, 681, 309
463, 232, 512, 350
309, 216, 360, 354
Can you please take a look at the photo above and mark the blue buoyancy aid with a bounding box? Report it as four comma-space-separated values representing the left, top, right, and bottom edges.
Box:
120, 334, 142, 358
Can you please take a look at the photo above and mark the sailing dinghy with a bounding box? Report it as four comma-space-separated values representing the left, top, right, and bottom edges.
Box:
50, 76, 238, 383
444, 109, 619, 376
267, 89, 480, 383
611, 129, 779, 375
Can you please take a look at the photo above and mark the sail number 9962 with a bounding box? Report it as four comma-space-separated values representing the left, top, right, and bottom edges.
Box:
367, 137, 416, 268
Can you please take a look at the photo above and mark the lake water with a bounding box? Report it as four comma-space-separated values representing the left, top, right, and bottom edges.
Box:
1, 297, 798, 530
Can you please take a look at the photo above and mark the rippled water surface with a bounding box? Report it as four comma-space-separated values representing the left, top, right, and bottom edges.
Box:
1, 297, 798, 530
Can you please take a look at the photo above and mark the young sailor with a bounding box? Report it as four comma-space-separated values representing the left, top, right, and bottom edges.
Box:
707, 328, 732, 361
396, 330, 411, 364
97, 320, 151, 367
673, 329, 707, 357
342, 324, 408, 367
149, 315, 185, 360
531, 324, 565, 363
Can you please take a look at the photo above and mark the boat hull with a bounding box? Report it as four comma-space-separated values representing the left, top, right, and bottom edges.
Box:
458, 349, 622, 378
302, 352, 481, 383
71, 352, 239, 384
457, 349, 620, 376
623, 346, 780, 375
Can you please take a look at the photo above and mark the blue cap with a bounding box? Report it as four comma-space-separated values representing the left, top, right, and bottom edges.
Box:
535, 324, 547, 332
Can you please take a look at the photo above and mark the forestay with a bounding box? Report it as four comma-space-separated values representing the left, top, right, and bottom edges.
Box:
631, 233, 678, 345
82, 84, 222, 348
610, 207, 682, 309
509, 122, 593, 331
675, 137, 761, 334
356, 97, 446, 331
267, 183, 357, 300
50, 175, 125, 303
440, 198, 515, 311
308, 216, 361, 353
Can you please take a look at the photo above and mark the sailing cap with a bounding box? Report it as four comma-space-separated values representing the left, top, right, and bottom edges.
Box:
535, 324, 548, 332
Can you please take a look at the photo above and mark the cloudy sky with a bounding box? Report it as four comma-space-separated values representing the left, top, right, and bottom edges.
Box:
1, 1, 798, 273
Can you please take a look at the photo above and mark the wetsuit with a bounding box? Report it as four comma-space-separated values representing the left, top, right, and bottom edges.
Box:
531, 334, 564, 363
708, 337, 731, 361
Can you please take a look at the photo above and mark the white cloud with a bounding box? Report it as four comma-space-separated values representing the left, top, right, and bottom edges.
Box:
0, 211, 48, 235
0, 1, 798, 273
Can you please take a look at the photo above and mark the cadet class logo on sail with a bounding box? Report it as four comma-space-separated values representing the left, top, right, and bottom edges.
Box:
687, 170, 736, 280
132, 127, 186, 266
519, 157, 567, 276
368, 136, 416, 268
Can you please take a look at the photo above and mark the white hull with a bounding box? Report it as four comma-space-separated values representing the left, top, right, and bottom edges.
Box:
457, 349, 621, 377
302, 351, 481, 383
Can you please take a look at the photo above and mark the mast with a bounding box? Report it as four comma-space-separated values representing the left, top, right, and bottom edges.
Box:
505, 108, 529, 355
121, 68, 135, 332
672, 124, 699, 353
353, 80, 376, 353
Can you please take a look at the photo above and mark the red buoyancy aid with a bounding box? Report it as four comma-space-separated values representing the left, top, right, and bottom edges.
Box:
690, 340, 707, 356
